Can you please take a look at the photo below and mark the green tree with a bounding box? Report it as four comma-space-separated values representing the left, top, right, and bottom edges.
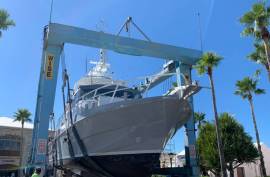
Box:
194, 112, 209, 176
0, 9, 15, 37
220, 113, 259, 177
240, 2, 270, 81
13, 109, 31, 172
194, 112, 207, 130
235, 76, 267, 176
194, 52, 227, 177
197, 121, 219, 176
197, 113, 259, 177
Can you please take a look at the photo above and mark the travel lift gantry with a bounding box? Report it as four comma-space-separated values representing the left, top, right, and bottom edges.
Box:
27, 22, 202, 177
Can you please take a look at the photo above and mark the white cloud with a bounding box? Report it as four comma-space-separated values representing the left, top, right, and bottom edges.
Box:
0, 117, 33, 129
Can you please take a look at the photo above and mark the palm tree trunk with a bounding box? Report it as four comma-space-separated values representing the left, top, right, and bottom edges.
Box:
228, 163, 234, 177
20, 122, 24, 177
208, 72, 227, 177
248, 98, 267, 177
262, 37, 270, 82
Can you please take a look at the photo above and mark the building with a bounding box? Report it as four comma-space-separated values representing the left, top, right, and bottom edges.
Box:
175, 144, 270, 177
0, 117, 33, 177
237, 143, 270, 177
175, 150, 185, 167
160, 153, 178, 168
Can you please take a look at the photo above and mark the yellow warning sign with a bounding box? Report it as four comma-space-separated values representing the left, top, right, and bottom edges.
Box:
45, 54, 54, 80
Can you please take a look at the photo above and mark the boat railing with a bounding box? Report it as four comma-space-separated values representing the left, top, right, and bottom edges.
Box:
55, 85, 133, 133
77, 72, 183, 108
55, 84, 131, 132
95, 87, 131, 102
79, 71, 180, 102
80, 83, 133, 104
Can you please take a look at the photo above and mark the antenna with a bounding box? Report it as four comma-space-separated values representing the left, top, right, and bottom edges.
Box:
49, 0, 54, 23
96, 19, 106, 32
197, 12, 204, 52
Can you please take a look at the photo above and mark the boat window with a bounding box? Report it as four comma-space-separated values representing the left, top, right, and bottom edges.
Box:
75, 85, 136, 100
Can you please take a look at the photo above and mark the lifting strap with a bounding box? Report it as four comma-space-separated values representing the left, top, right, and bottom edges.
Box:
116, 16, 151, 42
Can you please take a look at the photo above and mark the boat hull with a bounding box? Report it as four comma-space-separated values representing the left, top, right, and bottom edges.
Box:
58, 153, 160, 177
53, 96, 191, 177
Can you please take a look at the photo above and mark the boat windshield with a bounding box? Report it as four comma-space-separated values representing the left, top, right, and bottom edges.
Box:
74, 84, 137, 103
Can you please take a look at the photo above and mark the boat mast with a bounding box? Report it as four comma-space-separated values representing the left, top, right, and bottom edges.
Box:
88, 49, 111, 78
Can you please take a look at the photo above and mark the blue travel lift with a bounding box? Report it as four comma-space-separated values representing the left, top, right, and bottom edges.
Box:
27, 22, 202, 177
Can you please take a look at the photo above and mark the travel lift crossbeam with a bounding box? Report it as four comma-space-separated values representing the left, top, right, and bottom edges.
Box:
28, 23, 202, 177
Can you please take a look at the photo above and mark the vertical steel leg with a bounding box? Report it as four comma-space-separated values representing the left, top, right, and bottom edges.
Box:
176, 62, 199, 177
30, 44, 63, 171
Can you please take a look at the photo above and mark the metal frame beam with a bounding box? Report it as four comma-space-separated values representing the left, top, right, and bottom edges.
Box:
30, 23, 201, 177
47, 23, 201, 65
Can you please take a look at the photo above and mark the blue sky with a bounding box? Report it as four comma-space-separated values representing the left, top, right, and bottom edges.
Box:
0, 0, 269, 152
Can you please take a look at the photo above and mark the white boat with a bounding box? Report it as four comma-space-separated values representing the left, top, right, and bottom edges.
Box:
50, 49, 193, 177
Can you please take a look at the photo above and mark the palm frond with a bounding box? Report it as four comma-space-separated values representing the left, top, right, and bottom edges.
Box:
13, 109, 32, 124
248, 43, 268, 66
234, 90, 248, 99
0, 9, 15, 34
254, 88, 265, 95
194, 52, 222, 75
252, 3, 265, 15
235, 76, 264, 99
240, 2, 270, 39
254, 69, 262, 78
240, 11, 256, 26
194, 112, 206, 123
194, 62, 206, 75
241, 27, 255, 37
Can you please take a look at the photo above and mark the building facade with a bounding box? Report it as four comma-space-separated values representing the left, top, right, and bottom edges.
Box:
175, 144, 270, 177
237, 143, 270, 177
0, 117, 33, 177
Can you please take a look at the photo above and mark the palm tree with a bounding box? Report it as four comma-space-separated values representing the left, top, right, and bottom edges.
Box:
235, 76, 267, 177
240, 2, 270, 81
194, 112, 207, 130
0, 9, 15, 37
194, 52, 227, 177
13, 109, 31, 173
248, 43, 270, 81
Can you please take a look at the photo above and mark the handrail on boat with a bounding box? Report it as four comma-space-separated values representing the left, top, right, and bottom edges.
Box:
79, 83, 133, 103
80, 83, 118, 100
93, 87, 131, 100
77, 72, 180, 106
